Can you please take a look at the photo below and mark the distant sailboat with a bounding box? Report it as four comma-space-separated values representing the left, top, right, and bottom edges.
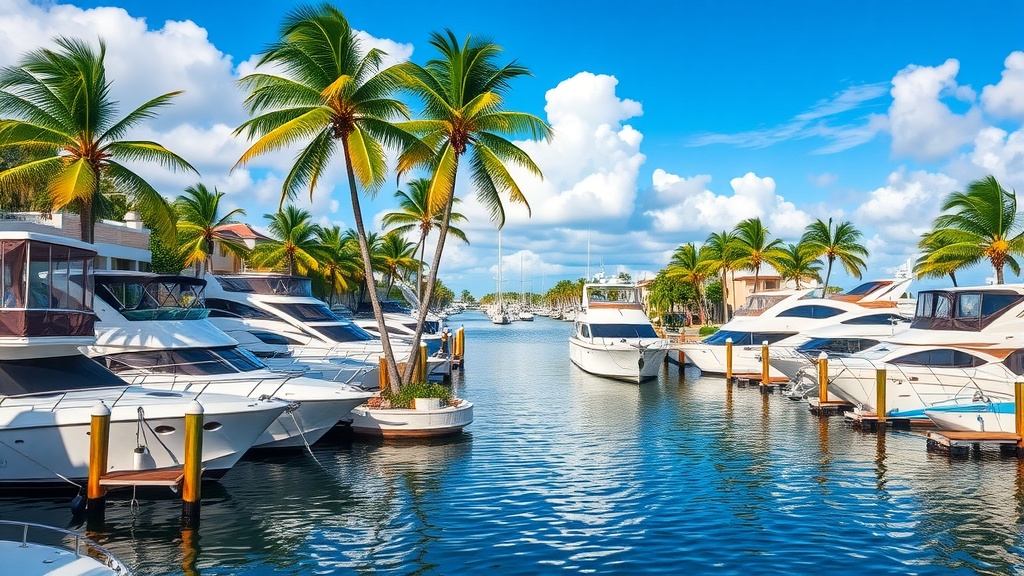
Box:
490, 231, 511, 325
518, 253, 533, 321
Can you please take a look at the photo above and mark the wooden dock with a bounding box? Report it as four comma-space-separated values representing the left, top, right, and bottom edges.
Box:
99, 466, 185, 488
926, 431, 1023, 457
807, 397, 854, 416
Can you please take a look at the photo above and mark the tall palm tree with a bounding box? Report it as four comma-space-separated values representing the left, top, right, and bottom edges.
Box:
248, 206, 321, 276
378, 232, 418, 299
396, 30, 552, 382
733, 217, 785, 293
800, 217, 868, 295
382, 177, 469, 303
775, 242, 823, 289
914, 229, 960, 287
233, 6, 427, 389
314, 225, 361, 307
927, 175, 1024, 284
666, 242, 709, 325
700, 230, 742, 323
0, 36, 195, 243
175, 183, 248, 277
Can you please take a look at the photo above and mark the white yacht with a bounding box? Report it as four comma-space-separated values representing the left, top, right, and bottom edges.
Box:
679, 274, 913, 378
825, 284, 1024, 419
86, 272, 374, 449
2, 519, 131, 575
351, 306, 444, 355
0, 232, 286, 485
568, 280, 670, 383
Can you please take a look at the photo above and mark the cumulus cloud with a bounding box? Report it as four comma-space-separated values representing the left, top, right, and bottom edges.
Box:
644, 170, 811, 238
969, 127, 1024, 188
854, 169, 958, 250
888, 59, 983, 161
981, 51, 1024, 120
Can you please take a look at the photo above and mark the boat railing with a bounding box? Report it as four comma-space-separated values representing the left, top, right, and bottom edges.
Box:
0, 385, 132, 412
262, 350, 378, 384
0, 519, 131, 574
124, 371, 300, 400
829, 358, 1010, 401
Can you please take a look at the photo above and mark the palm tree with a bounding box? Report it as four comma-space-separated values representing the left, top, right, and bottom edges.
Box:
666, 242, 709, 325
248, 206, 321, 276
396, 30, 552, 382
233, 6, 427, 389
733, 217, 785, 293
775, 242, 823, 289
378, 232, 418, 299
0, 36, 195, 243
927, 175, 1024, 284
175, 183, 248, 277
700, 230, 742, 323
914, 229, 961, 287
800, 218, 868, 295
314, 225, 361, 307
382, 177, 469, 303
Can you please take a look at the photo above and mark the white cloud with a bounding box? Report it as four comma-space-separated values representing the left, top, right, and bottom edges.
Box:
854, 169, 958, 250
969, 127, 1024, 188
888, 58, 983, 161
981, 51, 1024, 120
644, 171, 811, 238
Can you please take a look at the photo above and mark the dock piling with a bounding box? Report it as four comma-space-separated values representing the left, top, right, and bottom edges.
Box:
876, 368, 887, 426
817, 352, 829, 403
181, 401, 204, 529
1016, 380, 1024, 453
418, 342, 428, 382
378, 356, 389, 391
760, 341, 770, 389
87, 401, 111, 523
725, 338, 733, 382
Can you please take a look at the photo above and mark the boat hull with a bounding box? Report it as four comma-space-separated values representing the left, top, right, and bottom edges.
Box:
676, 343, 786, 378
568, 338, 668, 383
924, 402, 1014, 432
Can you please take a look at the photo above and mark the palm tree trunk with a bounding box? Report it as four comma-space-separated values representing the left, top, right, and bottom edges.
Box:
341, 139, 402, 391
721, 269, 729, 323
822, 258, 834, 295
403, 165, 460, 385
418, 235, 427, 305
753, 266, 760, 294
949, 271, 958, 287
79, 197, 95, 244
997, 266, 1005, 284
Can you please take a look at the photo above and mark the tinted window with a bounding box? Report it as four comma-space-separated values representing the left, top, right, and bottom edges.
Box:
841, 314, 908, 325
797, 337, 880, 355
250, 331, 302, 345
982, 293, 1023, 316
702, 330, 796, 346
891, 349, 983, 368
957, 293, 981, 318
580, 324, 591, 338
843, 281, 887, 296
206, 298, 274, 319
934, 295, 951, 318
777, 305, 843, 319
916, 292, 934, 318
104, 349, 237, 376
215, 346, 266, 372
313, 323, 375, 342
590, 324, 659, 338
269, 303, 340, 322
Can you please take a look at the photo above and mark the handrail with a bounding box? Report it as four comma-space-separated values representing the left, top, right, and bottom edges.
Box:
0, 519, 131, 574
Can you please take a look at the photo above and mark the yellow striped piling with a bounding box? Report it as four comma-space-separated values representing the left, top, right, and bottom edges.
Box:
725, 338, 733, 381
87, 401, 110, 521
1016, 380, 1024, 451
181, 401, 204, 528
417, 342, 428, 382
378, 356, 389, 391
876, 368, 887, 425
817, 352, 829, 403
760, 341, 770, 386
458, 327, 465, 358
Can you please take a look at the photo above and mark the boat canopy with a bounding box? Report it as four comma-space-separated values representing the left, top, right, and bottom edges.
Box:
95, 273, 209, 321
585, 284, 640, 306
734, 294, 789, 317
910, 289, 1023, 331
702, 330, 798, 346
0, 355, 125, 395
216, 275, 312, 297
0, 238, 95, 338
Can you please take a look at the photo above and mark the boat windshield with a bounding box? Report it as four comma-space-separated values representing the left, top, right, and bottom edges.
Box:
734, 294, 788, 316
586, 286, 638, 305
589, 324, 659, 338
96, 277, 208, 321
103, 346, 266, 376
216, 275, 312, 297
267, 302, 341, 323
310, 322, 375, 343
702, 330, 798, 346
797, 337, 881, 356
911, 290, 1023, 331
0, 355, 126, 395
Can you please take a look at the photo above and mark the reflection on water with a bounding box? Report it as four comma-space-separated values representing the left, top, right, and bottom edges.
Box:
1, 311, 1024, 574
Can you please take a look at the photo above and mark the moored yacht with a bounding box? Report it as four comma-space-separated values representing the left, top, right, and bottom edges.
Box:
825, 284, 1024, 418
679, 273, 913, 377
0, 232, 285, 485
568, 279, 670, 383
86, 271, 374, 449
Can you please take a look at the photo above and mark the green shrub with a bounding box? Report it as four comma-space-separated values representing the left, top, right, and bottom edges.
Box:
699, 325, 719, 336
382, 382, 451, 409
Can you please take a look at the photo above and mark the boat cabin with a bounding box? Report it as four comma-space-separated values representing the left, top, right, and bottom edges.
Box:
0, 232, 96, 338
911, 289, 1024, 331
214, 274, 313, 297
583, 284, 642, 309
95, 272, 208, 321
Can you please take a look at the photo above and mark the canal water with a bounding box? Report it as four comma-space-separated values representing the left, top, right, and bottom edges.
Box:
3, 311, 1024, 575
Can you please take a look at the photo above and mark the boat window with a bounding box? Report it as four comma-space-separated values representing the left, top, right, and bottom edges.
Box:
841, 281, 889, 296
734, 294, 788, 316
206, 298, 274, 319
1, 240, 26, 309
215, 275, 312, 296
797, 337, 880, 356
268, 302, 341, 322
215, 346, 266, 372
981, 293, 1022, 316
250, 331, 303, 346
0, 355, 127, 395
957, 293, 981, 319
777, 305, 844, 319
27, 244, 52, 308
891, 349, 984, 368
96, 277, 208, 321
590, 324, 658, 338
933, 295, 952, 318
312, 322, 375, 342
587, 286, 638, 305
841, 313, 909, 325
104, 349, 238, 376
581, 324, 591, 338
915, 292, 934, 318
1002, 350, 1024, 375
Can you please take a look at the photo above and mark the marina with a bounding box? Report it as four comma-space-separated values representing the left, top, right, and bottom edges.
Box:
4, 312, 1024, 574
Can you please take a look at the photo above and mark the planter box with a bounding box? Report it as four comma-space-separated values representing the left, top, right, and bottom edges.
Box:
414, 397, 442, 411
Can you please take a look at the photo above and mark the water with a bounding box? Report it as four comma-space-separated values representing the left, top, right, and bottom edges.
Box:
4, 312, 1024, 575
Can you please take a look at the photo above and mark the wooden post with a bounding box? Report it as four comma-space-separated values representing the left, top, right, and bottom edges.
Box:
87, 401, 110, 522
817, 352, 829, 404
418, 341, 428, 382
876, 368, 887, 424
181, 400, 203, 529
1016, 380, 1024, 450
761, 341, 770, 385
725, 337, 733, 381
378, 356, 389, 391
678, 349, 685, 364
458, 327, 465, 359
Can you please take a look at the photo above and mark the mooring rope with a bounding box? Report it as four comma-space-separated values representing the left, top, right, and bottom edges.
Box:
0, 438, 82, 489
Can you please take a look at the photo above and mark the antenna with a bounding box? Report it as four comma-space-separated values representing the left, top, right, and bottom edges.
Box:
586, 230, 591, 281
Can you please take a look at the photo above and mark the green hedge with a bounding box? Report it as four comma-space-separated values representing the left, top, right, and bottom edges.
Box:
699, 325, 719, 336
382, 382, 451, 409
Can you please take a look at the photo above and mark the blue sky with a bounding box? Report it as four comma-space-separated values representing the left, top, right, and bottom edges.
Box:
4, 0, 1024, 297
